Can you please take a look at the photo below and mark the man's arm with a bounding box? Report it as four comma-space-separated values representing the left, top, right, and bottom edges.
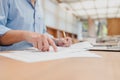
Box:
0, 30, 57, 52
0, 30, 27, 45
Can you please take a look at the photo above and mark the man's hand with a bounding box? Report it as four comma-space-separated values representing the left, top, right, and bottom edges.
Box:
0, 30, 57, 52
23, 32, 57, 52
55, 37, 72, 47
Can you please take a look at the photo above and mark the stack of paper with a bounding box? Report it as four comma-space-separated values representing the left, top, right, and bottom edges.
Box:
0, 42, 101, 63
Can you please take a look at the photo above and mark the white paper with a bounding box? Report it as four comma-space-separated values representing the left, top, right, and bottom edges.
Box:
0, 42, 101, 63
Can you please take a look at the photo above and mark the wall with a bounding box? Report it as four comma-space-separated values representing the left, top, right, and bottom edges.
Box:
107, 18, 120, 36
88, 17, 96, 37
77, 22, 83, 40
42, 0, 78, 34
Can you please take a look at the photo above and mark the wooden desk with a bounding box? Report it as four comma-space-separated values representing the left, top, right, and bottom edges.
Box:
0, 51, 120, 80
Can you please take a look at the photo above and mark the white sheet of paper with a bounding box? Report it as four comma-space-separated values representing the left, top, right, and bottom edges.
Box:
0, 42, 101, 63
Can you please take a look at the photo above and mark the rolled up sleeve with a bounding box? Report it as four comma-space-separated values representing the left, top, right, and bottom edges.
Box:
0, 0, 11, 36
0, 24, 11, 36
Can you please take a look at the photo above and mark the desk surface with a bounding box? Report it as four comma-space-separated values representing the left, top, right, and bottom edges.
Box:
0, 51, 120, 80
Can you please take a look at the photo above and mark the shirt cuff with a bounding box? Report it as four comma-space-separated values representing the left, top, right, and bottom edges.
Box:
0, 25, 11, 36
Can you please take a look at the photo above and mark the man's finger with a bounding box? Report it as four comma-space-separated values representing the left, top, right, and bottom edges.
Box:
32, 41, 38, 49
42, 38, 49, 51
48, 38, 57, 52
65, 37, 72, 46
37, 39, 43, 51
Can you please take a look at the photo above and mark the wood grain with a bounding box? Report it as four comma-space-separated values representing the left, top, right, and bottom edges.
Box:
0, 51, 120, 80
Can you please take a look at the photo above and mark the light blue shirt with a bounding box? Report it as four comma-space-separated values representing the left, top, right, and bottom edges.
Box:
0, 0, 46, 51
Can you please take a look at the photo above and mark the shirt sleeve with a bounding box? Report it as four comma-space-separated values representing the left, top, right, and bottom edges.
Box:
43, 24, 54, 38
0, 0, 11, 36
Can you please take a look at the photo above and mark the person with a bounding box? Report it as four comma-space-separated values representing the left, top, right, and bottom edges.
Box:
0, 0, 72, 52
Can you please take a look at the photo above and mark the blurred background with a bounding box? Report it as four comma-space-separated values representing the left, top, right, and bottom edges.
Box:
41, 0, 120, 43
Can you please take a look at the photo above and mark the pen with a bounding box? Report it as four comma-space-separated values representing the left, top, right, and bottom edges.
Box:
62, 31, 66, 38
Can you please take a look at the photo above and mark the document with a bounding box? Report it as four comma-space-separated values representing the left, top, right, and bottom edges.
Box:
0, 42, 101, 63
